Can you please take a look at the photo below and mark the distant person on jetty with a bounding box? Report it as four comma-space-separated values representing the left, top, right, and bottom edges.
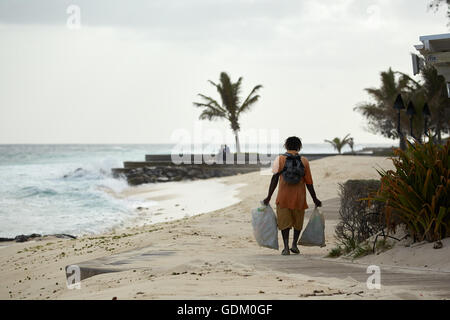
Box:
219, 144, 231, 163
263, 136, 322, 255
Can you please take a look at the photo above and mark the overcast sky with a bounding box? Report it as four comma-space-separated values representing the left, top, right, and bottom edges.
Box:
0, 0, 448, 145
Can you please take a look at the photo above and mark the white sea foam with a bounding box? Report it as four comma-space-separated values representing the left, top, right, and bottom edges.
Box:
0, 145, 157, 237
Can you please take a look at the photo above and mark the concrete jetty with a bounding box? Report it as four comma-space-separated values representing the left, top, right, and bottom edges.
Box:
111, 153, 336, 185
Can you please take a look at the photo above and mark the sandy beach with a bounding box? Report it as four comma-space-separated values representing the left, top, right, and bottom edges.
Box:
1, 155, 449, 300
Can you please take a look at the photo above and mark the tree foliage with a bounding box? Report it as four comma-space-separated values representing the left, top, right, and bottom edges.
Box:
336, 180, 385, 246
193, 72, 262, 152
324, 134, 352, 154
429, 0, 450, 22
421, 65, 450, 142
355, 66, 449, 143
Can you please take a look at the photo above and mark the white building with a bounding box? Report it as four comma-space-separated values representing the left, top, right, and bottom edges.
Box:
415, 33, 450, 96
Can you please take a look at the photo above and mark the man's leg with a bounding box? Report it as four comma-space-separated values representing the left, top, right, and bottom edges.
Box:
290, 209, 305, 254
291, 229, 301, 254
276, 207, 293, 255
281, 228, 290, 255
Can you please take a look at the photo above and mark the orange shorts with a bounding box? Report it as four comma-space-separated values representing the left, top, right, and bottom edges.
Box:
276, 206, 305, 231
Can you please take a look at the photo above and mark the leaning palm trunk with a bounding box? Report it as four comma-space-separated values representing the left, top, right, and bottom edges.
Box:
234, 130, 241, 153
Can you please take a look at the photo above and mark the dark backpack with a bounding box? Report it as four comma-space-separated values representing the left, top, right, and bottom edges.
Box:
281, 153, 305, 184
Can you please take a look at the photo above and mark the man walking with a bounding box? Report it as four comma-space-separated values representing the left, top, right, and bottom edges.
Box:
263, 136, 322, 255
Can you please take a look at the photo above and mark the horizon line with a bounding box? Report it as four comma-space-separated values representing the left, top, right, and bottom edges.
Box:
0, 142, 397, 146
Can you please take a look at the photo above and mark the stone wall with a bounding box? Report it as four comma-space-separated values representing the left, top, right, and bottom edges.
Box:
112, 153, 335, 186
114, 165, 262, 186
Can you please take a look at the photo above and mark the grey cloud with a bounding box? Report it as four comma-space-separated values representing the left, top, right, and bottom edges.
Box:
0, 0, 309, 47
0, 0, 305, 27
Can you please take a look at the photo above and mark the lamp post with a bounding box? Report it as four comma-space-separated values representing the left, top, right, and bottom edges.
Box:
406, 101, 416, 140
393, 94, 406, 150
422, 102, 431, 141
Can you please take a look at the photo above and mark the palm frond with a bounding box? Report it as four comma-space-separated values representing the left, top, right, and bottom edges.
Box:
324, 135, 352, 154
207, 80, 225, 102
193, 94, 227, 121
364, 88, 385, 103
239, 84, 263, 115
198, 108, 226, 121
194, 94, 227, 113
342, 133, 352, 142
232, 77, 243, 107
218, 72, 237, 115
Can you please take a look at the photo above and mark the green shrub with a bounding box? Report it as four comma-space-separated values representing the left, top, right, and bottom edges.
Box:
327, 246, 343, 258
371, 139, 449, 242
352, 242, 372, 258
375, 238, 392, 252
328, 240, 375, 259
341, 238, 358, 254
335, 180, 386, 246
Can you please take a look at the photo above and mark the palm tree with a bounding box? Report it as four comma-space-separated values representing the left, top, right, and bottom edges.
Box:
419, 65, 450, 143
324, 134, 352, 154
193, 72, 262, 153
355, 66, 449, 146
354, 68, 421, 141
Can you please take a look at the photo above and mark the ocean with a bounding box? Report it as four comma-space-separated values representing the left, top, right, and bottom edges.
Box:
0, 143, 392, 238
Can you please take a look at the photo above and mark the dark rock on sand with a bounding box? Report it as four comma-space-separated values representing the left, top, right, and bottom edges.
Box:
115, 164, 262, 186
433, 241, 443, 249
156, 177, 170, 182
1, 233, 76, 243
14, 233, 42, 242
52, 234, 77, 240
128, 176, 146, 186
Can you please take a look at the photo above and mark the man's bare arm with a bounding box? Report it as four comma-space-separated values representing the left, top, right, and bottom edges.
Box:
263, 173, 280, 205
306, 184, 322, 207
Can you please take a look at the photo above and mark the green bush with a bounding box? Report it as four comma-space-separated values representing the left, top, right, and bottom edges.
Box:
327, 246, 343, 258
335, 180, 386, 246
328, 240, 373, 259
371, 139, 450, 242
352, 242, 372, 258
375, 238, 392, 252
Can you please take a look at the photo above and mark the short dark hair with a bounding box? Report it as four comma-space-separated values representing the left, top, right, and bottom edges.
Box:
284, 136, 302, 151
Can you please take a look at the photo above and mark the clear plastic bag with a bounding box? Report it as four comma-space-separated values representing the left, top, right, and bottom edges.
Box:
251, 203, 279, 250
298, 207, 326, 247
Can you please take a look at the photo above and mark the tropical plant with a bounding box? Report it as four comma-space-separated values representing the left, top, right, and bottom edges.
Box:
352, 242, 373, 258
335, 180, 386, 246
420, 65, 450, 144
355, 66, 449, 145
193, 72, 262, 153
371, 139, 450, 242
354, 68, 422, 141
327, 246, 343, 258
324, 134, 352, 154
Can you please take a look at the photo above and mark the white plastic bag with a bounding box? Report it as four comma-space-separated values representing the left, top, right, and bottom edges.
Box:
251, 203, 279, 250
298, 207, 326, 247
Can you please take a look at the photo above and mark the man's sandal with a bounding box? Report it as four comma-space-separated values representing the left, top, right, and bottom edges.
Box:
290, 247, 300, 254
